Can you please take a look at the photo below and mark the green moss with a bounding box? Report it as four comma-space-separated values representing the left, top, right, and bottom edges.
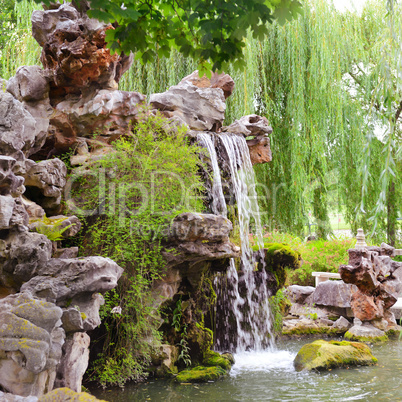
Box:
293, 339, 378, 372
282, 326, 340, 337
38, 387, 105, 401
203, 350, 233, 370
175, 365, 227, 383
344, 331, 389, 343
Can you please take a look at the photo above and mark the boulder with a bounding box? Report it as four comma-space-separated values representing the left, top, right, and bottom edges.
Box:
223, 114, 273, 137
0, 92, 44, 162
150, 81, 226, 132
333, 316, 352, 332
246, 135, 272, 165
0, 292, 64, 397
312, 280, 356, 308
180, 71, 235, 99
7, 66, 49, 102
0, 392, 38, 401
293, 340, 377, 371
24, 158, 67, 214
0, 231, 52, 290
56, 89, 145, 139
345, 323, 388, 343
38, 387, 105, 401
20, 256, 123, 304
175, 365, 227, 383
0, 156, 25, 196
286, 285, 315, 304
54, 332, 90, 392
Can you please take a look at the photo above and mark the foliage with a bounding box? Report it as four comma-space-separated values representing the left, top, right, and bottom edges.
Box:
1, 0, 41, 79
33, 0, 302, 74
269, 288, 291, 333
72, 112, 204, 387
33, 215, 73, 242
262, 231, 354, 286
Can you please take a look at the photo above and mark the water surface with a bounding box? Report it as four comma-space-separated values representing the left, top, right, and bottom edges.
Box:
91, 339, 402, 402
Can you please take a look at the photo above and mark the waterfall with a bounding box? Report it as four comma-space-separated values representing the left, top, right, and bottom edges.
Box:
197, 133, 274, 352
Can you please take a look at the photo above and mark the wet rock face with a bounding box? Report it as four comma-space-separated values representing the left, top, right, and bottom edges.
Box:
339, 244, 402, 327
32, 4, 132, 100
0, 292, 64, 397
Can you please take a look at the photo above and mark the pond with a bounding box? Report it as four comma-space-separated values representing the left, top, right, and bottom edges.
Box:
90, 339, 402, 402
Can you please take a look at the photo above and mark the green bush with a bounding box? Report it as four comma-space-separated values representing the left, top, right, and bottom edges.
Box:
70, 112, 204, 387
261, 231, 354, 287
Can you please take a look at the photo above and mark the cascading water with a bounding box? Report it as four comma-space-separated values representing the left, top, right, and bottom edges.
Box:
198, 132, 274, 352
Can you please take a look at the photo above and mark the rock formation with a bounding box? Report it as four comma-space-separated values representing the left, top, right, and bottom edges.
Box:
339, 244, 402, 331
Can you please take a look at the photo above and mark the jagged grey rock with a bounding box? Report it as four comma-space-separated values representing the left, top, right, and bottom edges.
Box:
56, 89, 145, 138
6, 66, 49, 102
333, 316, 352, 332
286, 285, 316, 304
54, 332, 90, 392
223, 114, 273, 137
24, 158, 67, 214
150, 81, 226, 131
21, 256, 123, 304
0, 92, 43, 162
0, 231, 52, 289
0, 292, 64, 397
312, 280, 357, 308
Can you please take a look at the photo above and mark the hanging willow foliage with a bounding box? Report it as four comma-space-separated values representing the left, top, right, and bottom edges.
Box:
4, 0, 400, 241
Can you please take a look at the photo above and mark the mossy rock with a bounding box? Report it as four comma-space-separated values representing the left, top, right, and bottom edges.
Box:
293, 339, 377, 372
38, 387, 105, 401
175, 365, 227, 383
203, 350, 234, 370
344, 330, 389, 344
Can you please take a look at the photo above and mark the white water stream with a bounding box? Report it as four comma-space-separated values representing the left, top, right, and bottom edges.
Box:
198, 133, 274, 352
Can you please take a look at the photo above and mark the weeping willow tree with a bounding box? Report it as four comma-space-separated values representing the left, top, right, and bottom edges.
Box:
4, 0, 401, 242
0, 0, 41, 79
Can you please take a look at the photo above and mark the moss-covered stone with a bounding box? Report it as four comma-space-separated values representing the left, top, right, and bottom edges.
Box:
344, 330, 389, 344
175, 365, 227, 383
38, 387, 105, 401
293, 339, 378, 371
203, 350, 233, 370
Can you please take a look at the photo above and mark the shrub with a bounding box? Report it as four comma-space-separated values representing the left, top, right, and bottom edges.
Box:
261, 231, 354, 287
69, 112, 204, 387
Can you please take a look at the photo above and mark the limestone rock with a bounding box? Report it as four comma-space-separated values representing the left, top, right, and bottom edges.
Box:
0, 156, 25, 196
150, 81, 226, 132
312, 280, 356, 308
223, 114, 273, 137
345, 323, 388, 343
0, 292, 64, 397
0, 231, 52, 289
180, 70, 235, 99
168, 212, 232, 243
286, 285, 316, 304
56, 89, 145, 138
54, 332, 90, 392
0, 92, 43, 161
293, 339, 377, 371
7, 66, 49, 102
24, 158, 67, 214
0, 392, 38, 401
20, 256, 123, 304
21, 196, 45, 220
32, 4, 132, 98
333, 316, 352, 332
152, 344, 179, 377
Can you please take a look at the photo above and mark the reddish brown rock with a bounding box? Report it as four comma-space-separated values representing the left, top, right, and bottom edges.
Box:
180, 71, 235, 99
351, 290, 383, 321
32, 3, 133, 102
247, 136, 272, 165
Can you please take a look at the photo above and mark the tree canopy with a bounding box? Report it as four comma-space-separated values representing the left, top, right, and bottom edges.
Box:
37, 0, 302, 73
